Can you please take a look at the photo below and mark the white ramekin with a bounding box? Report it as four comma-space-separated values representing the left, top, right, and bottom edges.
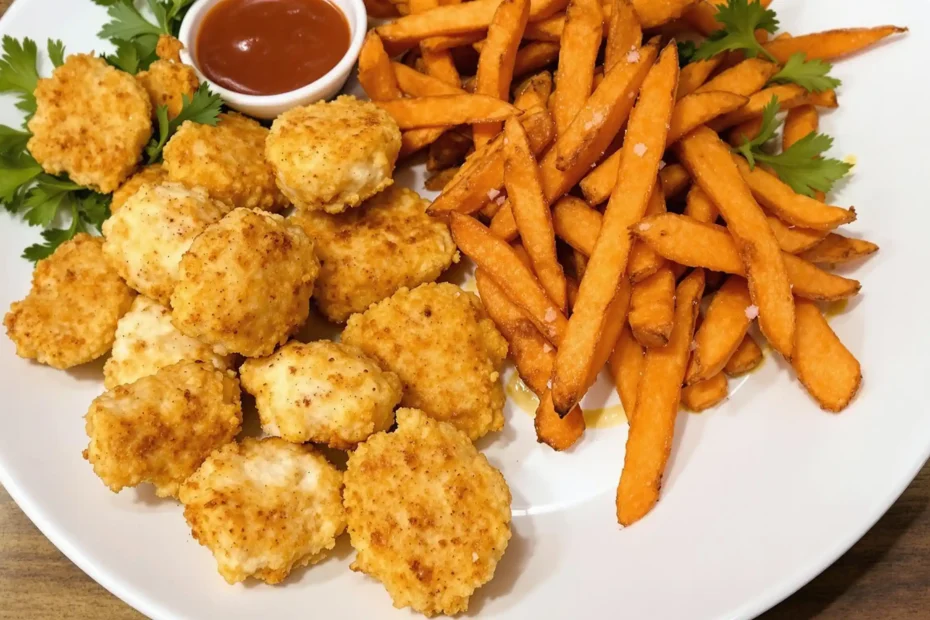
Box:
178, 0, 367, 119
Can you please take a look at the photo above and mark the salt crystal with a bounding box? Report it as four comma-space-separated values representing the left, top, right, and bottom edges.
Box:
545, 307, 557, 322
745, 305, 759, 320
495, 195, 506, 205
658, 160, 666, 170
547, 379, 553, 389
633, 143, 647, 157
543, 343, 553, 353
689, 340, 698, 351
472, 552, 479, 562
487, 188, 500, 201
626, 49, 640, 63
639, 222, 651, 231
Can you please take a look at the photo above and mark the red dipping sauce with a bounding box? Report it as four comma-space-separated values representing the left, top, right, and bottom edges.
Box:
196, 0, 351, 96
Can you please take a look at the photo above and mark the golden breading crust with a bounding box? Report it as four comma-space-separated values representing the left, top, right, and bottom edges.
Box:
171, 208, 320, 358
103, 296, 235, 389
344, 408, 512, 616
27, 54, 152, 193
163, 112, 288, 212
4, 234, 135, 369
291, 186, 458, 323
342, 283, 508, 441
240, 341, 402, 449
265, 95, 401, 213
110, 164, 169, 213
136, 59, 199, 119
103, 182, 226, 305
179, 437, 346, 585
83, 361, 242, 498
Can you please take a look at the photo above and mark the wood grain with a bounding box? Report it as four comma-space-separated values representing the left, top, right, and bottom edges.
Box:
1, 0, 929, 618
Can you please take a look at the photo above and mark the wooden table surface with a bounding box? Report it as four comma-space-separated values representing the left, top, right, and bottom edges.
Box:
1, 0, 928, 618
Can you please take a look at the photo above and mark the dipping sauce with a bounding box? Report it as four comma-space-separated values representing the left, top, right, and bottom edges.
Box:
196, 0, 351, 96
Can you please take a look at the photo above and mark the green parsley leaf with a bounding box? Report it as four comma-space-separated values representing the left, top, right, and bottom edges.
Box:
90, 0, 122, 6
163, 0, 196, 32
77, 192, 111, 229
145, 83, 223, 162
104, 38, 142, 74
0, 151, 42, 203
733, 96, 780, 167
694, 0, 778, 62
22, 214, 81, 263
0, 36, 39, 119
98, 0, 165, 41
770, 53, 841, 93
0, 124, 32, 157
677, 40, 697, 67
145, 0, 171, 34
47, 39, 66, 67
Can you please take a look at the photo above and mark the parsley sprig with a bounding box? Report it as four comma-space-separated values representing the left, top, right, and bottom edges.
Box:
145, 83, 224, 162
94, 0, 195, 74
734, 97, 852, 197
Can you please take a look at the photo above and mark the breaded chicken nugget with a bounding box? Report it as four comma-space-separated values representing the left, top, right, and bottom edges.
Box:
4, 234, 135, 369
342, 283, 508, 441
180, 437, 346, 584
344, 408, 511, 616
291, 187, 458, 323
136, 61, 199, 119
240, 341, 402, 449
104, 296, 235, 389
110, 164, 169, 213
163, 112, 288, 212
103, 182, 226, 305
171, 208, 320, 357
265, 95, 401, 213
84, 361, 242, 498
27, 54, 151, 193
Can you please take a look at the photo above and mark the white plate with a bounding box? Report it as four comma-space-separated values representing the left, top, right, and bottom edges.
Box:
1, 1, 929, 618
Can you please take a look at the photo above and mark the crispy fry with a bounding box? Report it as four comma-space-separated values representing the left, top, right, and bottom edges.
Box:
682, 0, 773, 35
514, 42, 562, 77
783, 104, 825, 201
605, 0, 642, 71
666, 91, 749, 144
724, 333, 763, 376
401, 128, 449, 157
791, 298, 861, 412
474, 0, 531, 148
428, 129, 472, 170
695, 58, 779, 96
727, 116, 764, 146
766, 216, 827, 254
733, 156, 856, 230
806, 89, 837, 109
393, 61, 465, 97
685, 275, 752, 384
365, 0, 401, 18
608, 324, 643, 418
535, 390, 586, 450
551, 43, 678, 415
617, 268, 704, 526
504, 118, 568, 310
524, 13, 565, 41
552, 195, 600, 255
659, 163, 690, 198
377, 95, 518, 129
782, 253, 860, 301
628, 181, 667, 283
676, 56, 722, 99
709, 84, 809, 131
551, 0, 605, 136
451, 213, 568, 344
631, 0, 696, 28
588, 280, 634, 384
411, 0, 462, 86
677, 127, 795, 358
425, 166, 461, 191
798, 233, 879, 264
681, 372, 728, 412
513, 71, 553, 110
421, 32, 484, 52
629, 267, 676, 348
359, 32, 402, 101
684, 185, 717, 223
764, 26, 908, 63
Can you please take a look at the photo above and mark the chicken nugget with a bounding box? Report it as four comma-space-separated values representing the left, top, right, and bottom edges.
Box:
342, 283, 507, 441
291, 186, 457, 323
83, 361, 242, 498
240, 341, 402, 449
27, 54, 151, 193
171, 208, 320, 357
265, 95, 401, 213
164, 112, 288, 212
136, 60, 199, 119
5, 234, 135, 369
104, 296, 235, 389
344, 408, 511, 616
103, 182, 226, 305
180, 437, 346, 584
110, 164, 169, 213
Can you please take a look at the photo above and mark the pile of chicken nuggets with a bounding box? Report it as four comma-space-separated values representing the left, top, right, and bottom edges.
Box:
4, 39, 513, 617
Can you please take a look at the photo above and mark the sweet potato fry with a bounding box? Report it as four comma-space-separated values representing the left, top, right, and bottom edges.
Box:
727, 116, 765, 147
681, 372, 728, 412
365, 0, 401, 18
783, 254, 860, 301
401, 129, 448, 157
708, 84, 809, 131
377, 95, 519, 129
805, 89, 837, 109
684, 185, 718, 223
420, 32, 484, 52
677, 127, 795, 358
504, 118, 568, 311
552, 196, 600, 255
695, 58, 779, 96
685, 275, 752, 384
427, 129, 472, 170
551, 0, 605, 136
631, 0, 696, 28
666, 91, 749, 144
425, 166, 461, 191
766, 216, 827, 254
588, 279, 634, 386
410, 0, 462, 86
536, 390, 586, 450
523, 12, 565, 41
628, 181, 667, 283
474, 0, 531, 148
629, 267, 676, 348
359, 32, 403, 101
617, 268, 705, 526
605, 0, 642, 71
514, 42, 562, 77
552, 42, 678, 415
798, 233, 879, 264
791, 298, 861, 412
783, 104, 819, 150
682, 0, 772, 35
725, 334, 763, 376
732, 156, 856, 230
451, 213, 568, 344
514, 71, 553, 110
764, 26, 908, 64
659, 163, 690, 198
393, 61, 465, 96
608, 324, 643, 418
676, 56, 722, 99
